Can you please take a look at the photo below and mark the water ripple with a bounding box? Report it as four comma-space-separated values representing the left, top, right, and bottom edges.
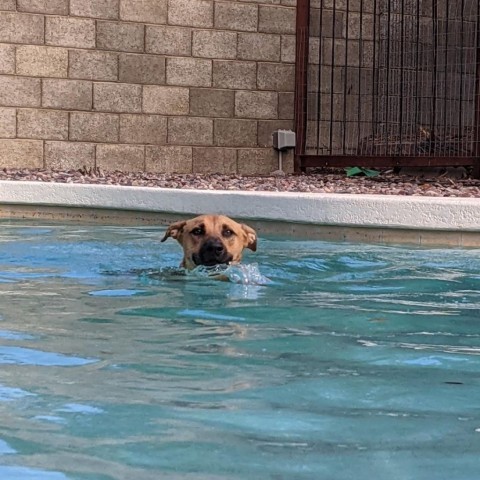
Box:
0, 347, 97, 366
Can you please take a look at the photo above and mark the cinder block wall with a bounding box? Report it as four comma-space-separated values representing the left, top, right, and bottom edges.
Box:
0, 0, 296, 174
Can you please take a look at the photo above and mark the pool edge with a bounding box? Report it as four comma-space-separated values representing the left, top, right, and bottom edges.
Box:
0, 180, 479, 247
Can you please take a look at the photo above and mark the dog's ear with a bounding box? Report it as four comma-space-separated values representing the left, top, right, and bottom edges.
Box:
161, 220, 187, 243
241, 224, 257, 252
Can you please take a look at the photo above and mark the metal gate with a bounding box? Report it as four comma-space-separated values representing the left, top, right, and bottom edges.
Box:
294, 0, 480, 172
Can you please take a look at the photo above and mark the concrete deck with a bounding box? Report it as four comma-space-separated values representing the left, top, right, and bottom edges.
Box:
0, 180, 479, 246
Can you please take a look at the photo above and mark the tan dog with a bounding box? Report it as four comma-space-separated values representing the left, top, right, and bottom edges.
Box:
161, 214, 257, 270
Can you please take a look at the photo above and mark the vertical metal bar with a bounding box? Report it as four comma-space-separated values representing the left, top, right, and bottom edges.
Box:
459, 0, 465, 147
371, 0, 378, 153
316, 0, 324, 155
414, 0, 421, 154
385, 0, 392, 155
431, 0, 438, 152
357, 0, 364, 153
442, 0, 450, 154
399, 0, 405, 153
294, 0, 311, 172
342, 0, 350, 154
329, 0, 336, 154
473, 0, 480, 175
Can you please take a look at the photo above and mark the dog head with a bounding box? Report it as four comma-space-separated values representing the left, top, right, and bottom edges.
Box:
161, 214, 257, 270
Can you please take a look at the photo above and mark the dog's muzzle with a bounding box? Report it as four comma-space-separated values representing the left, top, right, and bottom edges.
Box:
192, 238, 233, 267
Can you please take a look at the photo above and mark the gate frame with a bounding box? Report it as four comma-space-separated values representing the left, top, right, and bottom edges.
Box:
294, 0, 480, 174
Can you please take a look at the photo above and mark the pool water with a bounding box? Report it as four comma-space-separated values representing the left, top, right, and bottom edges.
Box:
0, 222, 480, 480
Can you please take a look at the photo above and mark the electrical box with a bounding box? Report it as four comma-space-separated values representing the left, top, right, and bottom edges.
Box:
272, 130, 296, 151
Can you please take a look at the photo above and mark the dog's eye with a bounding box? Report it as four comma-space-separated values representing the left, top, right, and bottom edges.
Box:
223, 229, 234, 238
191, 227, 203, 236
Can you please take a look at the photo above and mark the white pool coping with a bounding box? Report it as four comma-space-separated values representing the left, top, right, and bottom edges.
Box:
0, 180, 479, 232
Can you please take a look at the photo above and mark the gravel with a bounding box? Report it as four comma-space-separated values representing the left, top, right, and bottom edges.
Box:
1, 167, 480, 198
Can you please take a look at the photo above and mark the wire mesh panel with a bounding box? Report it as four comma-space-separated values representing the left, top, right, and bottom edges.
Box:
296, 0, 480, 169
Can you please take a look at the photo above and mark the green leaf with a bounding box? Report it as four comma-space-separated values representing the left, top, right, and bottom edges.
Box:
363, 168, 380, 177
345, 167, 363, 176
345, 167, 380, 177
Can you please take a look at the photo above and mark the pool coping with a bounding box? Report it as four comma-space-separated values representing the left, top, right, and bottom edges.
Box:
0, 180, 479, 246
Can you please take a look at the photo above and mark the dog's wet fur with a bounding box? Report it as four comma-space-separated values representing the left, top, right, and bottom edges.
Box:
161, 215, 257, 270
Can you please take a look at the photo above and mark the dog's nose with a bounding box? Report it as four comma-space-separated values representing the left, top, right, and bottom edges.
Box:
205, 240, 225, 255
196, 239, 230, 266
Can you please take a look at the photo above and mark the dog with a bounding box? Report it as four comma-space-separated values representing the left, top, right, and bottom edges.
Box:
161, 214, 257, 270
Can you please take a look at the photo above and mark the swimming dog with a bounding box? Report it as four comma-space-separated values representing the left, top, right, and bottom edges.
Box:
161, 214, 257, 270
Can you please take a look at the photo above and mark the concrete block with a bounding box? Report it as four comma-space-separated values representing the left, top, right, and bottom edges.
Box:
42, 79, 92, 111
45, 141, 95, 169
235, 91, 278, 119
69, 50, 118, 81
0, 0, 15, 10
17, 0, 68, 14
309, 65, 343, 94
0, 108, 15, 138
192, 147, 237, 174
258, 119, 293, 147
145, 145, 192, 173
0, 139, 43, 168
94, 83, 142, 113
357, 0, 375, 13
46, 17, 96, 49
0, 12, 44, 45
143, 85, 189, 115
238, 33, 280, 62
96, 144, 145, 172
214, 2, 258, 32
70, 112, 119, 143
119, 54, 166, 85
189, 88, 234, 118
16, 46, 68, 78
361, 40, 375, 67
259, 6, 296, 34
70, 0, 119, 20
237, 148, 278, 175
17, 108, 69, 140
120, 114, 167, 144
168, 117, 213, 145
257, 62, 295, 91
308, 38, 319, 65
146, 25, 191, 56
97, 21, 144, 53
214, 119, 257, 147
278, 92, 294, 119
168, 0, 213, 28
309, 9, 344, 38
320, 39, 359, 67
281, 35, 295, 63
166, 57, 212, 87
346, 13, 374, 40
212, 60, 256, 90
0, 76, 41, 107
120, 0, 167, 24
192, 30, 237, 59
0, 43, 15, 74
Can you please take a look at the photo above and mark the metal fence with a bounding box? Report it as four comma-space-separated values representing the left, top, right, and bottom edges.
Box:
294, 0, 480, 172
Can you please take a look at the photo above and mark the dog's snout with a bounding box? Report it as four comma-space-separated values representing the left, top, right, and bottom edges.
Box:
194, 238, 232, 266
203, 239, 225, 257
205, 241, 225, 255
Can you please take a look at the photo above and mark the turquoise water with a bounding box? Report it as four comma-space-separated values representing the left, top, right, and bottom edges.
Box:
0, 222, 480, 479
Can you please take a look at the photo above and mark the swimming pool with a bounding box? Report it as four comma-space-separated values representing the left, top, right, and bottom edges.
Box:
0, 221, 479, 480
